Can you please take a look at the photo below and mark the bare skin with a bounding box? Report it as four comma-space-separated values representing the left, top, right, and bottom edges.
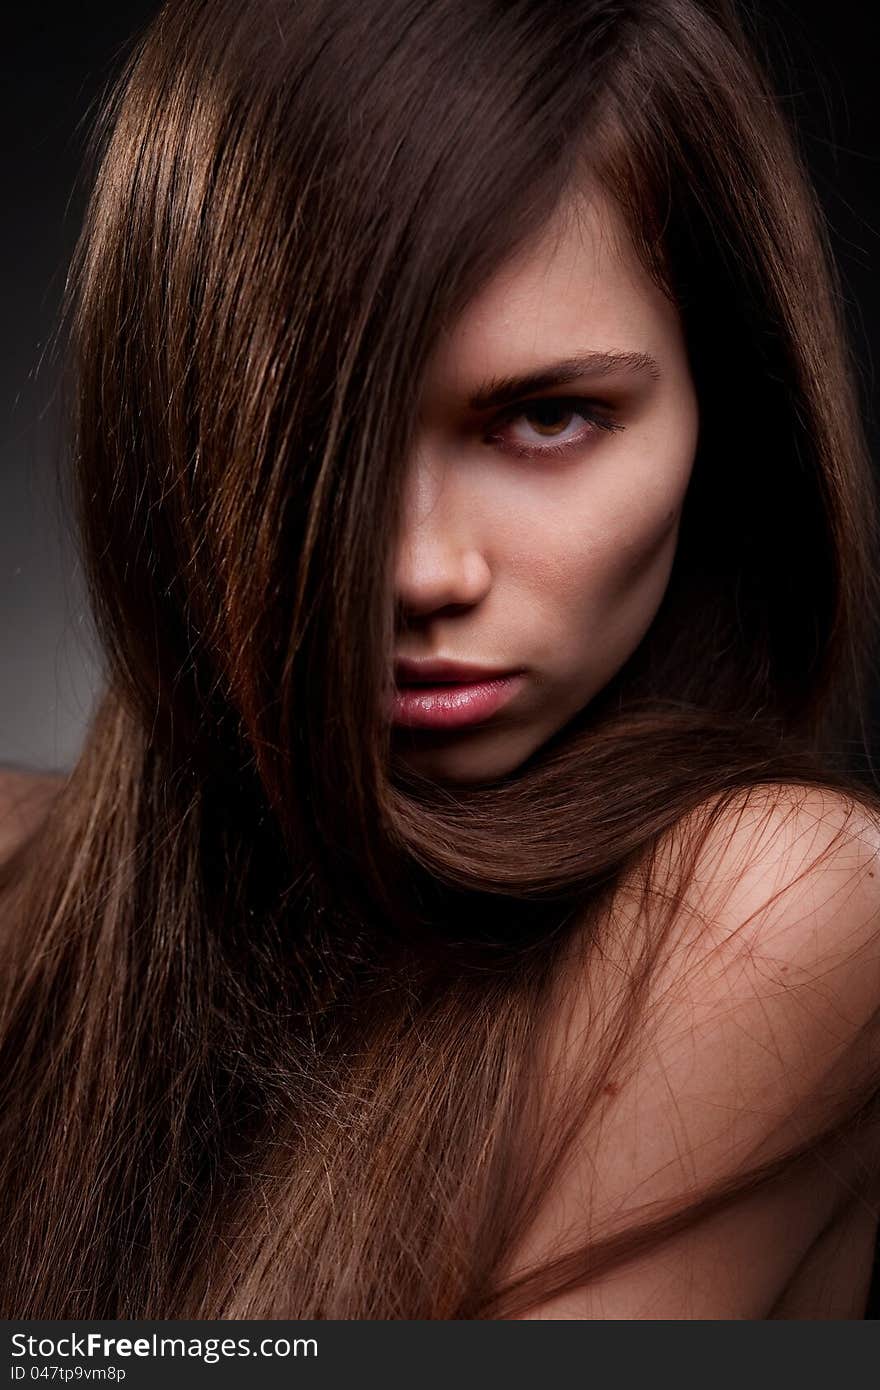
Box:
500, 786, 880, 1319
768, 1198, 878, 1320
2, 773, 878, 1317
392, 185, 699, 785
388, 186, 880, 1314
4, 199, 879, 1320
0, 767, 65, 861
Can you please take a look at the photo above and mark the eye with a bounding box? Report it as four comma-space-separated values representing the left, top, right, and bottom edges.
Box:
484, 396, 625, 460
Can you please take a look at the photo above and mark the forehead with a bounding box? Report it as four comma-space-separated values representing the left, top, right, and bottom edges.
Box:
423, 187, 682, 407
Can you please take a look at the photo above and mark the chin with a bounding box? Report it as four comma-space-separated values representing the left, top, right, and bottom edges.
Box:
391, 726, 541, 787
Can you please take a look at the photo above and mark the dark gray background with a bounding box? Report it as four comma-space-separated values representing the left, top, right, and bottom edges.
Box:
2, 1, 877, 774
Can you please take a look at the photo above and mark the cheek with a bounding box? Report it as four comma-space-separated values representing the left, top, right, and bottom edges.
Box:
553, 506, 680, 692
599, 498, 682, 604
510, 472, 685, 622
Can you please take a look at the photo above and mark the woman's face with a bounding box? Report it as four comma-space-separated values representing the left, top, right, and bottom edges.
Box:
391, 186, 699, 785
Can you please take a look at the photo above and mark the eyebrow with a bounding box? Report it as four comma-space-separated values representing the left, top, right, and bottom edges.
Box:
466, 350, 661, 412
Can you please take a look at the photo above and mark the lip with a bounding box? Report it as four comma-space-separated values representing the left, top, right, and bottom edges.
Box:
389, 671, 525, 731
394, 657, 519, 685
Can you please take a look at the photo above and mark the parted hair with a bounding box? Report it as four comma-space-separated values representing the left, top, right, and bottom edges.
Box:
1, 0, 880, 1317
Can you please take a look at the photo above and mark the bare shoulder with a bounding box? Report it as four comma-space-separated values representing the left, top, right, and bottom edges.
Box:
504, 782, 880, 1317
629, 782, 880, 1133
661, 781, 880, 1028
679, 779, 880, 921
0, 766, 67, 861
585, 781, 880, 1069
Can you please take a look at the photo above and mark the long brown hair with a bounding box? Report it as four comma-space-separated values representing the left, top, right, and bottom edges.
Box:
2, 0, 880, 1318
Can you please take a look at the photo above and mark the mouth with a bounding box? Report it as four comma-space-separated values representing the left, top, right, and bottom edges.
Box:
389, 673, 525, 731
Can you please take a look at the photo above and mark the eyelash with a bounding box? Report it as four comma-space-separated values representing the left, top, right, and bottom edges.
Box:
484, 396, 625, 460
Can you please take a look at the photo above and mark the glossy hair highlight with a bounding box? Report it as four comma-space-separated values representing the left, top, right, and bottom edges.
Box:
1, 0, 879, 1317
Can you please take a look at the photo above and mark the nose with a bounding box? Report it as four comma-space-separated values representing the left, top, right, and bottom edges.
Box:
394, 453, 491, 622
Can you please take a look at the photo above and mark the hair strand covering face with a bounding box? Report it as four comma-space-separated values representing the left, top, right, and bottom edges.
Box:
1, 0, 880, 1318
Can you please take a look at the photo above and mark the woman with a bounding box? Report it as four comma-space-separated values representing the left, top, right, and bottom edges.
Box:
1, 0, 880, 1318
